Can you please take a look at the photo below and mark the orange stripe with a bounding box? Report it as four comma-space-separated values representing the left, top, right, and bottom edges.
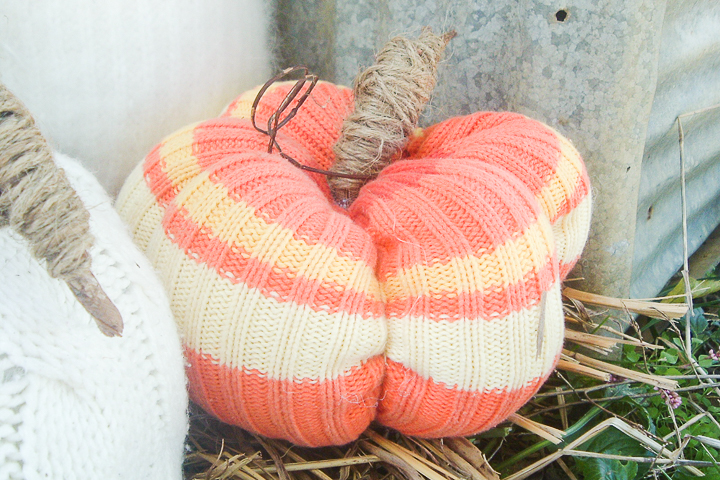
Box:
352, 158, 550, 269
536, 136, 588, 223
162, 203, 384, 318
145, 118, 333, 218
186, 348, 383, 447
143, 142, 177, 207
559, 259, 578, 279
384, 286, 564, 391
551, 134, 591, 221
407, 112, 562, 196
406, 112, 589, 225
352, 157, 558, 320
377, 359, 555, 438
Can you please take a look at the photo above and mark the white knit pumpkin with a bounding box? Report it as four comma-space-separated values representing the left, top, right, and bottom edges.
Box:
0, 153, 188, 479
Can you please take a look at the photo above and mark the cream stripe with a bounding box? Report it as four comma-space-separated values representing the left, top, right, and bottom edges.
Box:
175, 171, 381, 298
385, 283, 564, 391
146, 232, 387, 382
157, 125, 204, 193
381, 218, 555, 300
116, 166, 167, 254
553, 194, 592, 266
536, 134, 585, 222
226, 84, 265, 118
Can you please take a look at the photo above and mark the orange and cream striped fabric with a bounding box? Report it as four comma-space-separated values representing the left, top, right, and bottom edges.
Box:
116, 81, 591, 446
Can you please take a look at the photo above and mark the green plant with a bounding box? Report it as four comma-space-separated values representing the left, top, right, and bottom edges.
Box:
480, 271, 720, 480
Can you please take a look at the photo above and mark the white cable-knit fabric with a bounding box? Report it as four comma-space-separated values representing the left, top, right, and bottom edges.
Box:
0, 153, 188, 479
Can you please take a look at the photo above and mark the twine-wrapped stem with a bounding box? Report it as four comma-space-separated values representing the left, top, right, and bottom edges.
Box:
329, 28, 455, 207
0, 83, 123, 337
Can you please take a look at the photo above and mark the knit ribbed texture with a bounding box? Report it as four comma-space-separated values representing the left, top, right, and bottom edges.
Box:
0, 154, 188, 479
116, 81, 591, 446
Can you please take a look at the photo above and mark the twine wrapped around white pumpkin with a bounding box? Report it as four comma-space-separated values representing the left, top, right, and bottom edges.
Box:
0, 83, 123, 337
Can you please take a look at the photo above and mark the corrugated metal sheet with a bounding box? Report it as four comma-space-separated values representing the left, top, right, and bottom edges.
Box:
275, 0, 720, 299
631, 0, 720, 298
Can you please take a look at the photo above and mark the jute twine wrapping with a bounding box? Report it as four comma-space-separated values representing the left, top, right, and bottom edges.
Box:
329, 28, 455, 206
0, 83, 123, 336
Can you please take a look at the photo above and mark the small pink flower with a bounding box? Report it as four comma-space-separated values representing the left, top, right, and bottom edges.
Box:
655, 387, 682, 409
709, 349, 720, 361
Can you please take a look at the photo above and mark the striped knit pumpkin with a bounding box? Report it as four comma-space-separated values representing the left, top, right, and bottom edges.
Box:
116, 80, 591, 446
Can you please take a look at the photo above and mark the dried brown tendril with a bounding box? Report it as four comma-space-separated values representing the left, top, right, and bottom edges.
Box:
250, 66, 372, 181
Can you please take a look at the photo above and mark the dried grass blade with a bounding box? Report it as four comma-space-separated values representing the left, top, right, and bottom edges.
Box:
563, 450, 685, 464
281, 449, 334, 480
364, 430, 462, 480
690, 435, 720, 450
556, 387, 569, 430
689, 400, 720, 431
360, 441, 423, 480
418, 439, 493, 480
410, 438, 445, 466
564, 329, 617, 348
240, 466, 271, 480
196, 452, 262, 480
250, 456, 382, 474
566, 315, 657, 345
557, 358, 612, 381
564, 329, 660, 350
252, 435, 290, 480
661, 413, 711, 441
563, 287, 688, 319
569, 418, 703, 476
507, 414, 564, 444
442, 438, 499, 480
563, 350, 679, 390
555, 458, 578, 480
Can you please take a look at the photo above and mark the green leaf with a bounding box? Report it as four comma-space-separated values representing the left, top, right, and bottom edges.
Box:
573, 426, 652, 480
662, 277, 720, 302
574, 456, 637, 480
661, 350, 679, 364
663, 278, 691, 303
678, 308, 709, 336
693, 278, 720, 298
663, 367, 683, 377
624, 345, 641, 363
699, 357, 715, 368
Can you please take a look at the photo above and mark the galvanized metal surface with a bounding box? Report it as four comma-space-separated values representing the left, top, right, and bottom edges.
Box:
275, 0, 669, 298
631, 0, 720, 298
